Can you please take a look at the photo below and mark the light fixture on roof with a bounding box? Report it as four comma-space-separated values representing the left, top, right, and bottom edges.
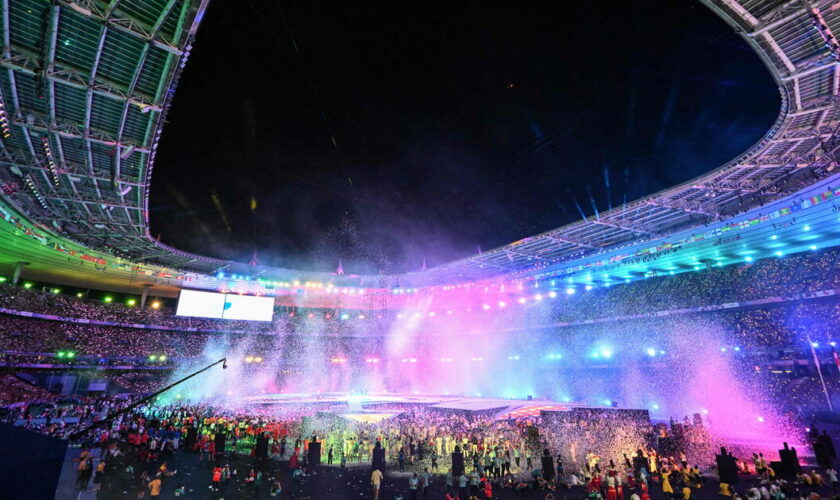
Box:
0, 100, 10, 138
41, 137, 60, 186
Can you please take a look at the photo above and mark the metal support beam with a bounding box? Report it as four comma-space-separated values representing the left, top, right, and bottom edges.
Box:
590, 219, 655, 236
0, 50, 160, 109
646, 200, 716, 217
11, 112, 150, 152
56, 0, 183, 55
51, 196, 144, 210
545, 235, 598, 250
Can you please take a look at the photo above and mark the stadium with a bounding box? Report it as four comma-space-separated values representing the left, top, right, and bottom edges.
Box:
0, 0, 839, 498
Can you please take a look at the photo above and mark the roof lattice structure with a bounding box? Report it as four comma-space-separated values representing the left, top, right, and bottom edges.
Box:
0, 0, 210, 269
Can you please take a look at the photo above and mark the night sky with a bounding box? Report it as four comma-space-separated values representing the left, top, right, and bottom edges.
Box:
149, 1, 779, 275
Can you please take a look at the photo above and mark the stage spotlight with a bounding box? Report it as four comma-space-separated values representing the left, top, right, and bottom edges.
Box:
646, 348, 656, 357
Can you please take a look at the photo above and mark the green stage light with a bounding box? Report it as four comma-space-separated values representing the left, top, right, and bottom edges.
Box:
127, 299, 136, 306
76, 292, 83, 298
23, 282, 32, 289
52, 288, 60, 294
103, 296, 113, 303
159, 355, 167, 361
66, 352, 75, 358
149, 355, 157, 361
56, 351, 65, 358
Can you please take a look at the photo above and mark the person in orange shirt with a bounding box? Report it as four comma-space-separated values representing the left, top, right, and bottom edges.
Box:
148, 476, 162, 497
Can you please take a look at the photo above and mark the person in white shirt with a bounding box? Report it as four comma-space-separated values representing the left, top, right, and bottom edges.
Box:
827, 467, 839, 493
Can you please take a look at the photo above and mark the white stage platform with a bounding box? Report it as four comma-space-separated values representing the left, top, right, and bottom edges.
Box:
242, 392, 638, 419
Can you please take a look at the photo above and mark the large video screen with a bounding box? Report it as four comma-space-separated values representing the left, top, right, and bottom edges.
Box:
222, 294, 275, 321
175, 289, 226, 319
175, 290, 274, 321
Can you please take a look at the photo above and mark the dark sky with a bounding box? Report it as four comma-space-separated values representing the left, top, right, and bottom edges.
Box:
149, 0, 779, 275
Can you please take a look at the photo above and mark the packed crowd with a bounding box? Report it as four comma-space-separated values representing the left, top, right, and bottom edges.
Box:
1, 246, 840, 336
0, 294, 837, 361
3, 394, 836, 499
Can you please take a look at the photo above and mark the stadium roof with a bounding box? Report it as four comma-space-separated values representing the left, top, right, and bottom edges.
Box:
0, 0, 839, 291
0, 0, 212, 266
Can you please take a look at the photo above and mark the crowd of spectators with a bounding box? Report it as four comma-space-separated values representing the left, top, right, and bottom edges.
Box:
0, 249, 838, 361
2, 247, 840, 334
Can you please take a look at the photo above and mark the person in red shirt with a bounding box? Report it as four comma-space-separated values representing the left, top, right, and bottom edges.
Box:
212, 466, 222, 491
